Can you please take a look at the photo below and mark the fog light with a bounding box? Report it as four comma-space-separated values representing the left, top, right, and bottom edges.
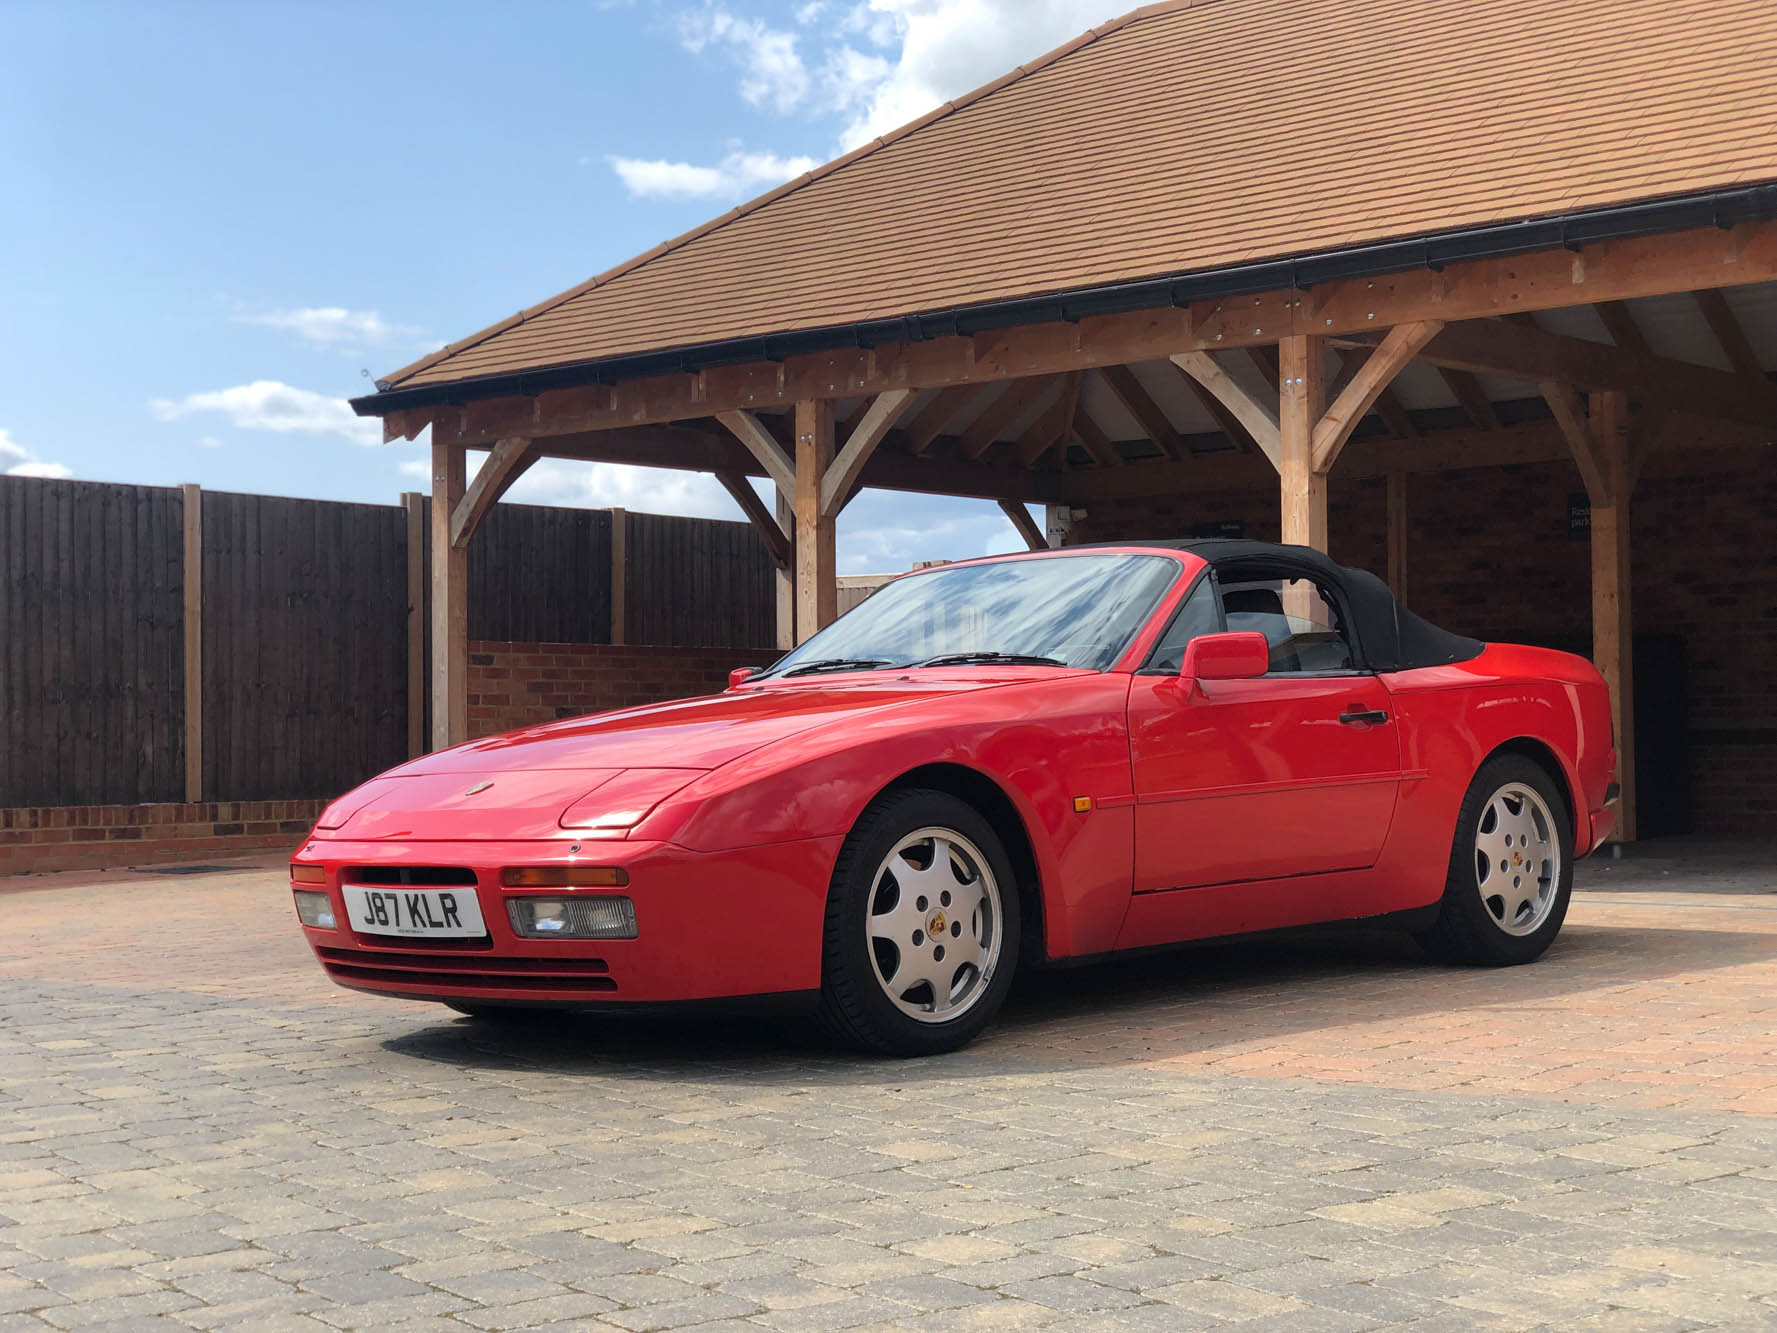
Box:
293, 890, 337, 930
508, 896, 637, 940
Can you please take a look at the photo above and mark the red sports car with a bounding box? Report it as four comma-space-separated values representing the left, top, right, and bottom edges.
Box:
292, 540, 1618, 1055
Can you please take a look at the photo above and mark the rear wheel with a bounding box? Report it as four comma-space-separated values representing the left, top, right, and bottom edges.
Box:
1416, 755, 1573, 966
818, 789, 1020, 1056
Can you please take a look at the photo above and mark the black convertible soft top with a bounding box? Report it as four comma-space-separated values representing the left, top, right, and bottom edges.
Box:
1124, 539, 1484, 673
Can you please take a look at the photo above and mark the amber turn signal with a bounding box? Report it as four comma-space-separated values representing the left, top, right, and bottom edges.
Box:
290, 863, 326, 884
501, 866, 631, 888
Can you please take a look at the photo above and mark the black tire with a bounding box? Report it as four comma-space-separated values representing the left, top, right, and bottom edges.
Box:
817, 788, 1021, 1056
1416, 754, 1574, 966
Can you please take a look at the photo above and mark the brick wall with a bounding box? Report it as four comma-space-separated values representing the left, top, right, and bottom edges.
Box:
0, 800, 325, 876
1078, 438, 1777, 833
469, 641, 783, 738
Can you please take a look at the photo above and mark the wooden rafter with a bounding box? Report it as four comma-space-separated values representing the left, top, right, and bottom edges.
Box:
959, 375, 1055, 460
903, 384, 986, 455
715, 410, 796, 493
1015, 373, 1082, 467
1595, 300, 1650, 354
997, 499, 1048, 552
714, 470, 791, 571
1541, 381, 1612, 506
451, 436, 538, 549
1399, 318, 1777, 429
1169, 351, 1280, 468
1071, 408, 1123, 468
821, 388, 916, 516
1310, 320, 1443, 472
421, 220, 1777, 448
1694, 288, 1765, 380
1097, 364, 1185, 460
1438, 368, 1500, 431
1157, 357, 1260, 454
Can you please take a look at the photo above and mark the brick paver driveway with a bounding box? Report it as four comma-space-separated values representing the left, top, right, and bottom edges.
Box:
4, 844, 1777, 1331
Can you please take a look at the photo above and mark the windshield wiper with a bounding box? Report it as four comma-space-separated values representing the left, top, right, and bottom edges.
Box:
778, 657, 898, 678
914, 652, 1067, 668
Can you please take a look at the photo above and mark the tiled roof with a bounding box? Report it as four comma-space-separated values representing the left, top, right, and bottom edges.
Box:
383, 0, 1777, 391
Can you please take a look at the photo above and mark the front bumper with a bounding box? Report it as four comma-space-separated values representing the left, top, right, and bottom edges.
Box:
292, 835, 841, 1005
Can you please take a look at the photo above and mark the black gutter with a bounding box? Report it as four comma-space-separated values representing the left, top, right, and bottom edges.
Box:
351, 183, 1777, 418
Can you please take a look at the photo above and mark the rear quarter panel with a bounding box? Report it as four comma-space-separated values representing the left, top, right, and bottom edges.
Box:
1378, 644, 1616, 907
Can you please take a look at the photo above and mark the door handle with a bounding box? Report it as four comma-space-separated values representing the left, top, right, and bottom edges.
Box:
1339, 709, 1389, 727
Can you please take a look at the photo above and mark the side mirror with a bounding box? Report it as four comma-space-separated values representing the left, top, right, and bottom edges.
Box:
728, 667, 761, 690
1181, 631, 1270, 682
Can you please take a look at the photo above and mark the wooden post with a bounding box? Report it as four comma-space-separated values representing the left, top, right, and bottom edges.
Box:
609, 506, 627, 646
402, 492, 427, 757
1386, 470, 1407, 600
1279, 334, 1328, 551
1589, 391, 1637, 842
180, 484, 203, 801
774, 488, 795, 650
794, 399, 837, 642
429, 442, 468, 750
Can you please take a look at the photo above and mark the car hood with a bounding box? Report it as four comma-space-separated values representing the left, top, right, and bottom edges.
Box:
315, 674, 1049, 840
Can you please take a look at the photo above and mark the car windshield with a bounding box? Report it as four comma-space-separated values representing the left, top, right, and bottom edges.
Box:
764, 553, 1180, 676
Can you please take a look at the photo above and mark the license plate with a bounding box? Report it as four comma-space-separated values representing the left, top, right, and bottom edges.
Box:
343, 885, 487, 939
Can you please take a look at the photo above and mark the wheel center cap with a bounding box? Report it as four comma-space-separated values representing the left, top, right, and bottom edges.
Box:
928, 911, 947, 936
1512, 851, 1524, 867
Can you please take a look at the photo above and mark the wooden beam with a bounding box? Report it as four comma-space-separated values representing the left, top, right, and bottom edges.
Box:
904, 384, 985, 455
181, 483, 203, 801
451, 436, 537, 549
1247, 344, 1280, 393
774, 488, 795, 650
608, 506, 627, 645
422, 220, 1777, 447
1016, 373, 1081, 466
1408, 317, 1777, 428
429, 442, 468, 749
1170, 351, 1281, 468
1158, 357, 1262, 454
997, 499, 1048, 552
1541, 381, 1612, 506
794, 399, 837, 641
716, 470, 791, 571
1335, 348, 1418, 439
1098, 364, 1185, 460
715, 410, 796, 492
402, 492, 427, 757
1310, 319, 1443, 472
1386, 471, 1407, 602
1595, 300, 1650, 354
1438, 368, 1501, 431
1589, 390, 1636, 842
821, 388, 914, 517
1695, 287, 1766, 380
1279, 334, 1328, 551
959, 376, 1055, 459
1071, 407, 1124, 468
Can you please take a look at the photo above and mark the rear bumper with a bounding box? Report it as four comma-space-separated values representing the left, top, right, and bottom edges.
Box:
292, 834, 841, 1005
1583, 782, 1621, 855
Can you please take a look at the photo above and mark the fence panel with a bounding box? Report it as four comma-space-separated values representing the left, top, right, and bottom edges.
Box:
0, 477, 186, 806
625, 511, 775, 647
201, 491, 408, 801
468, 502, 613, 643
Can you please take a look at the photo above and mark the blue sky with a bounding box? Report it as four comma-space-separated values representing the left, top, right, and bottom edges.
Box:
2, 0, 1130, 572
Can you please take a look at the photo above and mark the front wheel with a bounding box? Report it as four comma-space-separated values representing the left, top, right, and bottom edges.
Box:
1416, 755, 1573, 966
817, 789, 1021, 1056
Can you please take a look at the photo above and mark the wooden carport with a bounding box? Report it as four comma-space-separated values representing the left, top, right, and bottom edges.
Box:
352, 0, 1777, 844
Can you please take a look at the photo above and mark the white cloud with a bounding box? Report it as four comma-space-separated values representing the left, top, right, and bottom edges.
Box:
821, 0, 1131, 150
607, 148, 819, 201
149, 381, 381, 446
0, 428, 73, 479
198, 435, 224, 449
231, 305, 422, 351
678, 8, 812, 112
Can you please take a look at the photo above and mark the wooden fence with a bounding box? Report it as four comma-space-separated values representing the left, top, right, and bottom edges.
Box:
0, 476, 776, 808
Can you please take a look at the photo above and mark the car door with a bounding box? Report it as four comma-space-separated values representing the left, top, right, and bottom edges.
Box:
1127, 572, 1403, 892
